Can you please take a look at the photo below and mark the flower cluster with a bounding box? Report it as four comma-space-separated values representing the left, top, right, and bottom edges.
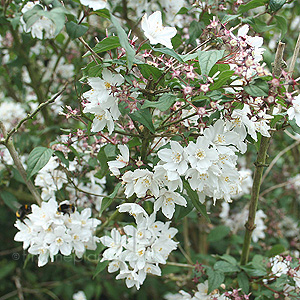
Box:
164, 280, 251, 300
21, 1, 55, 39
14, 199, 101, 266
100, 203, 178, 289
82, 69, 124, 134
0, 100, 26, 131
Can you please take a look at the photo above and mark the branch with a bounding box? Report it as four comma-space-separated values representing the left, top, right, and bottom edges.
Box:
3, 82, 69, 144
288, 31, 300, 75
0, 122, 42, 205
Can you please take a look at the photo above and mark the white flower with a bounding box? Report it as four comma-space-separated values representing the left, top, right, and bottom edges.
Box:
158, 141, 188, 180
73, 291, 87, 300
141, 11, 177, 49
108, 145, 130, 176
79, 0, 107, 10
287, 94, 300, 127
154, 189, 187, 218
185, 136, 218, 173
270, 255, 290, 277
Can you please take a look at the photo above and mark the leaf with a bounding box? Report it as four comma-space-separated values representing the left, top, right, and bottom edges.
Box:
137, 64, 163, 81
197, 50, 224, 76
183, 180, 210, 222
275, 15, 287, 37
244, 79, 269, 97
99, 182, 122, 216
174, 194, 194, 220
208, 225, 231, 242
110, 14, 135, 69
1, 191, 19, 211
288, 119, 300, 135
219, 254, 237, 265
188, 20, 204, 44
151, 47, 184, 63
129, 106, 155, 134
93, 8, 110, 19
237, 272, 249, 293
221, 14, 241, 24
66, 21, 88, 39
93, 36, 121, 53
27, 147, 54, 179
93, 260, 108, 279
214, 261, 240, 273
211, 70, 235, 90
269, 0, 286, 12
54, 150, 69, 167
266, 244, 286, 257
207, 268, 225, 294
251, 18, 276, 33
238, 0, 269, 13
97, 146, 109, 178
142, 94, 177, 111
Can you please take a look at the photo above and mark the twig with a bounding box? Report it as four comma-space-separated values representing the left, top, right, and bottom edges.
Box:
0, 122, 42, 205
166, 262, 194, 269
260, 180, 293, 197
3, 82, 69, 144
288, 31, 300, 75
13, 269, 24, 300
262, 139, 300, 183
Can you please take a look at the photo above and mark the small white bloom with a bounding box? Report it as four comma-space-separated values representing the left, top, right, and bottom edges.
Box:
141, 11, 177, 49
79, 0, 107, 10
287, 94, 300, 127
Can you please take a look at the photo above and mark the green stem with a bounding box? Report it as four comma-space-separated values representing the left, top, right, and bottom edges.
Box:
240, 136, 270, 265
240, 42, 285, 265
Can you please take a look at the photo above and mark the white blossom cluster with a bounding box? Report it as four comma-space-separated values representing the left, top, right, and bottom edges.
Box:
287, 94, 300, 128
100, 203, 178, 290
35, 156, 68, 201
114, 119, 252, 219
0, 100, 27, 131
165, 280, 228, 300
21, 1, 56, 39
82, 69, 124, 134
14, 199, 101, 266
220, 203, 267, 243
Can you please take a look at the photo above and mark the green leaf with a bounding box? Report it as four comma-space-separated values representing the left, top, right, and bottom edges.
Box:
99, 182, 122, 216
27, 147, 54, 179
214, 261, 240, 273
66, 21, 88, 39
137, 64, 163, 81
219, 254, 237, 265
1, 191, 19, 211
110, 14, 135, 69
251, 18, 276, 33
151, 47, 184, 63
54, 150, 69, 167
174, 195, 194, 220
197, 50, 224, 76
237, 272, 249, 293
93, 260, 108, 279
244, 79, 269, 97
93, 8, 110, 18
266, 244, 286, 257
238, 0, 268, 13
207, 268, 225, 294
275, 16, 287, 37
221, 14, 241, 24
269, 0, 286, 12
97, 146, 109, 178
93, 36, 120, 53
208, 225, 231, 242
183, 180, 210, 222
9, 13, 22, 30
129, 107, 155, 134
289, 119, 300, 135
211, 70, 235, 90
142, 94, 177, 111
188, 20, 204, 44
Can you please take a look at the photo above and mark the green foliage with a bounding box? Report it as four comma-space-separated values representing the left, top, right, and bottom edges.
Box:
93, 36, 121, 53
244, 79, 269, 97
197, 50, 225, 76
66, 21, 88, 39
238, 0, 269, 13
26, 147, 54, 179
142, 94, 177, 111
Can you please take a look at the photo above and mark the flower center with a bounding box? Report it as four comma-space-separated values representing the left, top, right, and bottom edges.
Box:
172, 151, 181, 163
196, 149, 206, 159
